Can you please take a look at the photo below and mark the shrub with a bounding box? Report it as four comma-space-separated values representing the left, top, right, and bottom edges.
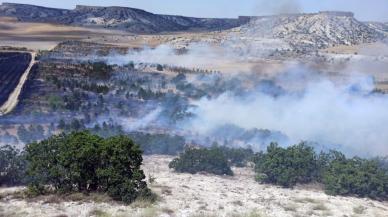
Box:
156, 64, 163, 71
0, 145, 27, 186
169, 147, 233, 176
129, 132, 185, 155
213, 145, 254, 167
90, 62, 112, 80
254, 142, 317, 187
25, 131, 152, 203
323, 157, 388, 199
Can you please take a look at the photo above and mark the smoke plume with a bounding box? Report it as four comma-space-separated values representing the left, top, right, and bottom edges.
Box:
186, 70, 388, 156
254, 0, 301, 15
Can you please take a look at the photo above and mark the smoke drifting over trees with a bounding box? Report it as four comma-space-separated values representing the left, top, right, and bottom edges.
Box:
103, 42, 388, 157
186, 72, 388, 156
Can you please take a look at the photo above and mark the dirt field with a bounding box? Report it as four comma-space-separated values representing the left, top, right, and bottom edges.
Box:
0, 17, 137, 50
1, 155, 387, 217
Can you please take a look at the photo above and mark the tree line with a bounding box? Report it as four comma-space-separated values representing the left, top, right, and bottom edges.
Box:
1, 133, 388, 201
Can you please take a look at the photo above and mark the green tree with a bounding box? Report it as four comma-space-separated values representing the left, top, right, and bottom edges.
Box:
25, 131, 152, 203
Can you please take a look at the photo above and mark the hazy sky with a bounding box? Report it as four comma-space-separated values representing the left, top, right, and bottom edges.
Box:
1, 0, 387, 21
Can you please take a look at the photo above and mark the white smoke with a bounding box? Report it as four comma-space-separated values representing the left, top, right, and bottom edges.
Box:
105, 43, 238, 70
186, 72, 388, 156
121, 107, 163, 132
102, 41, 388, 157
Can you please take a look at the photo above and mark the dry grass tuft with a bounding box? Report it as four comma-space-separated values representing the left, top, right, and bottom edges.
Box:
312, 202, 328, 211
161, 207, 175, 215
88, 209, 110, 217
131, 196, 157, 209
353, 205, 366, 214
190, 213, 218, 217
231, 210, 266, 217
136, 207, 159, 217
294, 197, 318, 204
283, 203, 298, 212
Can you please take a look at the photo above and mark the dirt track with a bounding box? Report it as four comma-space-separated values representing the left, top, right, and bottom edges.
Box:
0, 51, 36, 116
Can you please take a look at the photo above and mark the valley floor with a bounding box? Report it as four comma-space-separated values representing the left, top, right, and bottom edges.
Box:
1, 155, 388, 217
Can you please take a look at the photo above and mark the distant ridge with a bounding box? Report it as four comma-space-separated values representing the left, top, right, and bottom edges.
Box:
0, 2, 246, 33
0, 2, 386, 48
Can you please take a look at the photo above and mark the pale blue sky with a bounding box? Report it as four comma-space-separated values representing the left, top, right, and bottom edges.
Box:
0, 0, 387, 21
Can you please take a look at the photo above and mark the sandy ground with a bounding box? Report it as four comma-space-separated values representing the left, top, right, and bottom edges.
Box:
1, 155, 388, 217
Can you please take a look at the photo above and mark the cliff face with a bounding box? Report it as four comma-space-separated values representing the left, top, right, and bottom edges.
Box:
0, 3, 245, 33
231, 12, 385, 51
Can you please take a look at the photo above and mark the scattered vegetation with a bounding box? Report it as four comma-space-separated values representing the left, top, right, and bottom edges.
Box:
254, 142, 388, 200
